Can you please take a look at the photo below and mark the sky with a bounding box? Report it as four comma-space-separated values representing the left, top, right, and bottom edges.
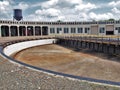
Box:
0, 0, 120, 21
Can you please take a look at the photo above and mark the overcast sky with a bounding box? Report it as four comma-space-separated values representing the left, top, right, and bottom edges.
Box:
0, 0, 120, 21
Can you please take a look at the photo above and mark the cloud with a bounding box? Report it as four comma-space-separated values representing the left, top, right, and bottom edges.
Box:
35, 8, 61, 17
108, 1, 120, 7
25, 14, 43, 21
17, 2, 29, 10
89, 12, 114, 20
29, 0, 97, 21
75, 2, 97, 12
41, 0, 82, 9
0, 0, 9, 13
25, 8, 62, 21
111, 7, 120, 14
69, 0, 82, 4
0, 0, 13, 19
111, 7, 120, 19
41, 0, 58, 8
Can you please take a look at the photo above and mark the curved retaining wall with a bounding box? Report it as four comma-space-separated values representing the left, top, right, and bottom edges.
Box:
1, 39, 120, 88
3, 39, 57, 56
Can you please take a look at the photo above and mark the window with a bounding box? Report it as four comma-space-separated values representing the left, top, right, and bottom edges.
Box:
64, 28, 69, 33
85, 28, 90, 33
85, 28, 87, 33
78, 28, 83, 33
99, 27, 105, 33
115, 27, 118, 30
50, 28, 55, 33
57, 28, 62, 33
71, 28, 76, 33
115, 27, 120, 33
119, 29, 120, 33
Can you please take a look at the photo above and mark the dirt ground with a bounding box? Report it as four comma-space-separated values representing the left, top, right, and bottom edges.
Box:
12, 44, 120, 82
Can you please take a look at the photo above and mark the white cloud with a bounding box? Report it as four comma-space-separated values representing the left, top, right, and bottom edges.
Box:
25, 13, 64, 21
109, 1, 120, 7
30, 0, 97, 21
89, 12, 114, 20
13, 2, 29, 10
14, 2, 29, 10
0, 0, 13, 20
41, 0, 82, 9
112, 7, 120, 14
25, 14, 43, 21
66, 0, 82, 4
0, 1, 9, 12
35, 8, 61, 17
111, 7, 120, 19
75, 2, 97, 12
41, 0, 58, 8
78, 13, 89, 21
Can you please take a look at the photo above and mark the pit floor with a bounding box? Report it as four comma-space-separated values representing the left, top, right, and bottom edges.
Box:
12, 44, 120, 82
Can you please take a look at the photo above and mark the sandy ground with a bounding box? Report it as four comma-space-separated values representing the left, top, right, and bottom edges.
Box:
13, 44, 120, 82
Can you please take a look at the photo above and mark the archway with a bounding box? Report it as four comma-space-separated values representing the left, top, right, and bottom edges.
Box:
10, 26, 18, 36
35, 26, 41, 36
19, 26, 26, 36
1, 26, 9, 37
27, 26, 33, 36
42, 26, 48, 35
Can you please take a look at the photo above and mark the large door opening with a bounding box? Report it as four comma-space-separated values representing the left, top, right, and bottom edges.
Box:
10, 26, 18, 36
106, 31, 114, 35
35, 26, 41, 36
42, 26, 48, 35
19, 26, 26, 36
91, 26, 98, 35
1, 26, 9, 37
106, 25, 114, 35
27, 26, 33, 36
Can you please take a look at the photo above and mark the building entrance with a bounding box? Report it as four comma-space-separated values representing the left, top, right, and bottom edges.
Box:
106, 31, 114, 35
1, 26, 9, 37
42, 26, 48, 35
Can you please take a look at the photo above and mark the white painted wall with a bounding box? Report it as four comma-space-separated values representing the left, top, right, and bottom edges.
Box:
3, 39, 57, 56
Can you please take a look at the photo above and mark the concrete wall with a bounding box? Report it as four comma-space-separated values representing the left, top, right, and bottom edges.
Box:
3, 39, 57, 56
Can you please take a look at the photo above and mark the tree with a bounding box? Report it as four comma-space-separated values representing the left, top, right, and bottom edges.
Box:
108, 18, 115, 21
57, 20, 62, 22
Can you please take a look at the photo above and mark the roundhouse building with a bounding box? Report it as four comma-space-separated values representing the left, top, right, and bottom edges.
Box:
0, 20, 120, 37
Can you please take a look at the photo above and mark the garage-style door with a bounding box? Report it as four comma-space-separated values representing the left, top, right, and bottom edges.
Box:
91, 26, 98, 35
106, 25, 114, 35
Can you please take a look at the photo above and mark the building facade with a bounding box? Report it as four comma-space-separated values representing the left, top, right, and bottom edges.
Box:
0, 20, 120, 37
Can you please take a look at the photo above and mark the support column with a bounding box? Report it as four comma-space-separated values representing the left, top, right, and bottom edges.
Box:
76, 28, 78, 34
68, 27, 71, 34
41, 27, 42, 36
47, 27, 50, 36
113, 45, 116, 54
8, 26, 11, 37
55, 27, 57, 36
0, 25, 1, 37
82, 27, 84, 34
33, 26, 35, 36
17, 26, 19, 37
25, 26, 27, 36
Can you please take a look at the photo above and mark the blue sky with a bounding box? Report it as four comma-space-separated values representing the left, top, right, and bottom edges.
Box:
0, 0, 120, 21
